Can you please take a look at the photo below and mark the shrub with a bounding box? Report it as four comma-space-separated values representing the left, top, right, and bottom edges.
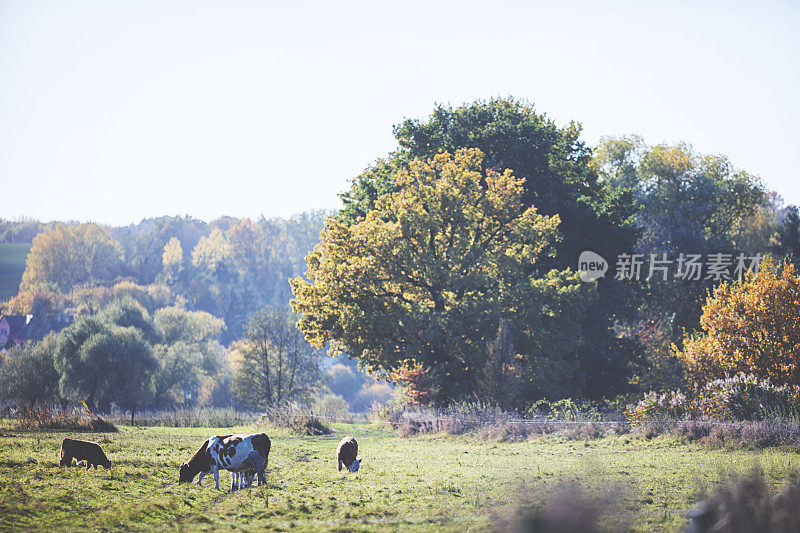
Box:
386, 402, 624, 442
698, 374, 800, 421
14, 405, 117, 432
529, 398, 605, 421
263, 404, 332, 435
674, 419, 800, 450
511, 482, 629, 533
626, 390, 695, 422
106, 408, 258, 427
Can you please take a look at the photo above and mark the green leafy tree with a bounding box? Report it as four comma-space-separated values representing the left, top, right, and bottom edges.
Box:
777, 205, 800, 263
0, 333, 61, 407
231, 306, 321, 409
340, 98, 637, 272
53, 315, 157, 415
107, 326, 157, 424
337, 98, 639, 398
98, 297, 161, 344
292, 149, 593, 403
151, 306, 226, 407
596, 136, 768, 390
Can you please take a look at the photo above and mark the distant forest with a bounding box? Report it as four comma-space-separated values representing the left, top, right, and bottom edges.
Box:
1, 213, 327, 343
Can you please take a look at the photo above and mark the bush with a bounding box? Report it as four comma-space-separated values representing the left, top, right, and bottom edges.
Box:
14, 406, 117, 432
106, 408, 258, 427
528, 398, 605, 421
698, 374, 800, 421
674, 419, 800, 450
626, 390, 695, 422
628, 374, 800, 423
510, 482, 629, 532
263, 404, 332, 435
385, 402, 625, 442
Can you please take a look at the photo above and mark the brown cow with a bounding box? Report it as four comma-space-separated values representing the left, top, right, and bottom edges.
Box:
336, 436, 361, 472
59, 438, 111, 469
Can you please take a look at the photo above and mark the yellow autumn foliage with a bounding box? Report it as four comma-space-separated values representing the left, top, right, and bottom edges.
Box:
674, 257, 800, 387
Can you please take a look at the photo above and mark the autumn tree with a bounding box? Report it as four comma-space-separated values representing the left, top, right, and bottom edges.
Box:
160, 237, 184, 285
292, 148, 594, 404
20, 223, 124, 292
674, 258, 800, 386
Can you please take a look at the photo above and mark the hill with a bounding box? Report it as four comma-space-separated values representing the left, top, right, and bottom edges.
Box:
0, 243, 29, 301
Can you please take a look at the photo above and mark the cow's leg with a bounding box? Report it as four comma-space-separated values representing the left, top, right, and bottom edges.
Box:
230, 471, 238, 491
258, 456, 268, 487
196, 471, 206, 486
85, 461, 91, 471
212, 465, 220, 490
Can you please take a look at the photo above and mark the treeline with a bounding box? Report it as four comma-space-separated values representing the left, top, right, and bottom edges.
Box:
4, 96, 800, 415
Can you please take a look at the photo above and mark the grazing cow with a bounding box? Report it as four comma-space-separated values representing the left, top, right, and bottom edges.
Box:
179, 434, 230, 484
59, 438, 111, 470
179, 433, 270, 491
336, 436, 361, 472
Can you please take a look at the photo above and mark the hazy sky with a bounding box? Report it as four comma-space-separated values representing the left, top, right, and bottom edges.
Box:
1, 1, 798, 226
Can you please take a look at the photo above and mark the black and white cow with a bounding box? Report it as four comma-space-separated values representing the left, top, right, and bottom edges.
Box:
179, 433, 270, 491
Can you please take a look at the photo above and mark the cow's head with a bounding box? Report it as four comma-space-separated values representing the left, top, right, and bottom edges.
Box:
101, 458, 111, 469
178, 462, 193, 482
348, 459, 361, 472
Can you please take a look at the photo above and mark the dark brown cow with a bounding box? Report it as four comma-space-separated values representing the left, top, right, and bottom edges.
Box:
59, 438, 111, 469
336, 436, 361, 472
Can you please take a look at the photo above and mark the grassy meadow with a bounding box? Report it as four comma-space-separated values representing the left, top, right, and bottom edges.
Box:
0, 243, 29, 301
1, 422, 799, 532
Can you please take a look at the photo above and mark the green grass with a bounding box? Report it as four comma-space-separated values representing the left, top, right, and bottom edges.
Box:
0, 422, 798, 531
0, 243, 30, 300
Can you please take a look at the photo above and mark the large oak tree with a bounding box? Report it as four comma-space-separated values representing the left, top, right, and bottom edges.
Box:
292, 149, 592, 404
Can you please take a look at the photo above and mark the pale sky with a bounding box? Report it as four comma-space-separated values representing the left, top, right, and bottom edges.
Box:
1, 1, 798, 226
